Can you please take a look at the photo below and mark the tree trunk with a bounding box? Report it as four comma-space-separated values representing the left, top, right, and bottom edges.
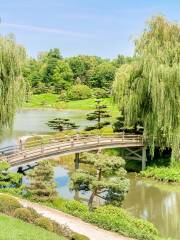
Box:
88, 190, 97, 211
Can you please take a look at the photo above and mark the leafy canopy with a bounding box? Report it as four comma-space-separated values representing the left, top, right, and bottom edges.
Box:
113, 16, 180, 159
71, 152, 129, 210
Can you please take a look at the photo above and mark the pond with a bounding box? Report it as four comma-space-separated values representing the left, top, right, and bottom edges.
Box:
53, 157, 180, 239
0, 109, 92, 148
2, 109, 180, 239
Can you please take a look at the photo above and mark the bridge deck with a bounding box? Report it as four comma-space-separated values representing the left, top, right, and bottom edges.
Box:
0, 134, 144, 167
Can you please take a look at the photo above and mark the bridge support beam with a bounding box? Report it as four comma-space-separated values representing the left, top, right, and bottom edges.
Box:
74, 153, 80, 170
142, 147, 147, 170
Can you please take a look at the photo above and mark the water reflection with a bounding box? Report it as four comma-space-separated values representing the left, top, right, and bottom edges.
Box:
0, 109, 92, 148
123, 175, 180, 239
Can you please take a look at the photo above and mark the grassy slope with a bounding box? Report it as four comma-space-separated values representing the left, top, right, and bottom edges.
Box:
23, 93, 119, 113
0, 214, 65, 240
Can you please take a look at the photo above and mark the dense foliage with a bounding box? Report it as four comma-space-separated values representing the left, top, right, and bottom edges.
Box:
0, 161, 22, 189
60, 84, 92, 101
0, 35, 26, 130
49, 198, 160, 240
113, 16, 180, 160
26, 160, 57, 201
24, 50, 132, 97
71, 152, 129, 210
140, 165, 180, 182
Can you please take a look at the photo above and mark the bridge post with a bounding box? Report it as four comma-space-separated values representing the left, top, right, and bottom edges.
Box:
122, 131, 125, 141
74, 153, 80, 170
41, 142, 44, 153
142, 146, 147, 170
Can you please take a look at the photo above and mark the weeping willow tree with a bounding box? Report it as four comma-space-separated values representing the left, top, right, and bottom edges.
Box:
0, 35, 26, 131
113, 16, 180, 160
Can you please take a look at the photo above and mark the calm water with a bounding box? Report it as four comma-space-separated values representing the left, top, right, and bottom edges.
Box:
54, 158, 180, 239
0, 109, 91, 148
3, 109, 180, 239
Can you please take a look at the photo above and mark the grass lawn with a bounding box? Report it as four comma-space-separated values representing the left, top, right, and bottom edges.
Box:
23, 93, 119, 114
0, 214, 66, 240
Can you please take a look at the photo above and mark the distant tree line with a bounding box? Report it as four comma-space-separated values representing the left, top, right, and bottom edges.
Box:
23, 50, 133, 100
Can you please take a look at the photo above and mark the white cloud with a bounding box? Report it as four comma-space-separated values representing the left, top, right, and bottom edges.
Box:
1, 22, 95, 39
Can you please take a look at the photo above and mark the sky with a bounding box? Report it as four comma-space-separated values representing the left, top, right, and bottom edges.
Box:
0, 0, 180, 59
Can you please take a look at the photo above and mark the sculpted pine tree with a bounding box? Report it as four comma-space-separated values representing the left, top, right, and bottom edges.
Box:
27, 161, 57, 201
71, 153, 129, 211
85, 99, 111, 131
0, 161, 22, 189
47, 118, 78, 131
113, 16, 180, 160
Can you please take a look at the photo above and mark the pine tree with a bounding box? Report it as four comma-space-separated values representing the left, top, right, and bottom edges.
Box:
85, 99, 111, 131
27, 161, 57, 201
0, 161, 22, 189
71, 153, 129, 211
47, 118, 79, 131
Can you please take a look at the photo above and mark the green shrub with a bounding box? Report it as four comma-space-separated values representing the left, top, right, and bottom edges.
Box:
35, 217, 54, 232
13, 208, 33, 223
92, 88, 109, 98
51, 198, 159, 240
71, 233, 90, 240
66, 84, 92, 100
140, 166, 180, 182
26, 207, 41, 220
0, 194, 21, 214
64, 200, 88, 217
52, 221, 72, 238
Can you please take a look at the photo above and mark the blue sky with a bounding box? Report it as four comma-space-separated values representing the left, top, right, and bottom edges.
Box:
0, 0, 180, 58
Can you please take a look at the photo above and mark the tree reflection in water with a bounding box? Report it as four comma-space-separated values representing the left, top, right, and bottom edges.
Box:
123, 175, 180, 239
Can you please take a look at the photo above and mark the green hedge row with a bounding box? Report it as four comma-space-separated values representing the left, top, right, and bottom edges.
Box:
48, 198, 160, 240
0, 194, 89, 240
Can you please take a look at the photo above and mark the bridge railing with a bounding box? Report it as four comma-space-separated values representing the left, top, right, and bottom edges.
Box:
0, 133, 144, 162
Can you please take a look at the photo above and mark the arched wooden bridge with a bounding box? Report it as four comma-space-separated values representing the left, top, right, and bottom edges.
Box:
0, 133, 147, 169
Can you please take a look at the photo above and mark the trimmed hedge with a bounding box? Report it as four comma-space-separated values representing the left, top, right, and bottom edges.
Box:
0, 194, 21, 214
35, 217, 54, 232
13, 208, 33, 223
50, 198, 159, 240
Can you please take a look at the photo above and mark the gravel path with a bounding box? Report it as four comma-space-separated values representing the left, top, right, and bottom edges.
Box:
19, 198, 133, 240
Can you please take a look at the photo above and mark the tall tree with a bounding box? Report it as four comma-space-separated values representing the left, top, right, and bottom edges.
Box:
44, 48, 62, 84
113, 16, 180, 160
89, 62, 116, 90
52, 60, 73, 92
0, 35, 26, 130
71, 152, 129, 210
66, 55, 103, 85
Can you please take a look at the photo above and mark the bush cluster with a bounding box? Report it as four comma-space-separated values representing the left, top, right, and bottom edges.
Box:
51, 198, 160, 240
140, 166, 180, 182
0, 194, 89, 240
0, 194, 21, 214
59, 84, 92, 101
